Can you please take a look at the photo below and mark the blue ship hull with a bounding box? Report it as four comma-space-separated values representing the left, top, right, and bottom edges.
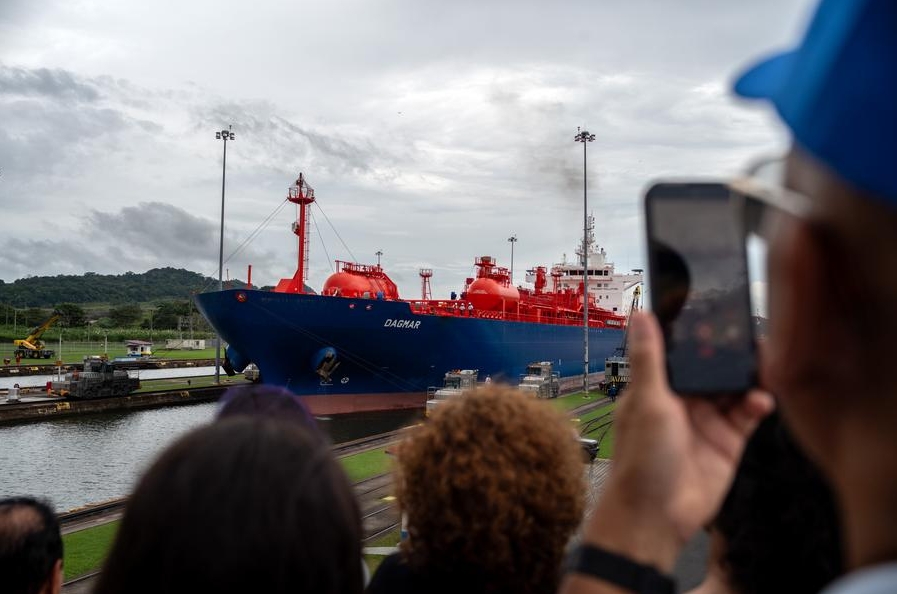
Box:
195, 289, 624, 407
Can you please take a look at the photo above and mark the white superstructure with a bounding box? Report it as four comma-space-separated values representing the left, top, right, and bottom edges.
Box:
527, 215, 643, 315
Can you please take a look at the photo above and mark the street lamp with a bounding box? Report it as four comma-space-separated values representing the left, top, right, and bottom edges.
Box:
214, 125, 235, 384
507, 235, 517, 285
574, 127, 596, 397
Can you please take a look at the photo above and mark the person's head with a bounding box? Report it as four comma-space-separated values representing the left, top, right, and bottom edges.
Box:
216, 383, 316, 428
94, 417, 362, 594
395, 386, 585, 594
711, 411, 842, 594
0, 497, 63, 594
734, 0, 897, 476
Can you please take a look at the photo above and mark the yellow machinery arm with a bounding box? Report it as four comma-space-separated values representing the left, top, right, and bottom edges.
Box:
14, 314, 61, 351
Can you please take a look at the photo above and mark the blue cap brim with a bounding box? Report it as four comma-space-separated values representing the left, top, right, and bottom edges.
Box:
733, 51, 798, 100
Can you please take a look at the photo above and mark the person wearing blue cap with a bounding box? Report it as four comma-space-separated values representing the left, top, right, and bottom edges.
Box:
560, 1, 897, 593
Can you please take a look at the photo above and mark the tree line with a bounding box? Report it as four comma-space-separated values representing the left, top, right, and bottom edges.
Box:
0, 267, 262, 308
2, 301, 212, 335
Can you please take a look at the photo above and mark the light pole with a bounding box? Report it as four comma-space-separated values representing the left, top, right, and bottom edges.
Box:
375, 250, 383, 267
214, 125, 235, 384
575, 127, 595, 397
507, 235, 517, 285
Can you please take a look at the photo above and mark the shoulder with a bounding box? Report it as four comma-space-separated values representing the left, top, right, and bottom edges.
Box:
822, 564, 897, 594
366, 553, 416, 594
367, 553, 480, 594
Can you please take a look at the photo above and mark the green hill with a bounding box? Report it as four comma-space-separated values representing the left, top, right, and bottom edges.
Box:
0, 268, 267, 308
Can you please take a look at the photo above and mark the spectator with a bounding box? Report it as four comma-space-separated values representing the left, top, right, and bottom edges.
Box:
367, 386, 585, 594
216, 383, 316, 428
561, 1, 897, 593
687, 412, 843, 594
0, 497, 63, 594
94, 417, 362, 594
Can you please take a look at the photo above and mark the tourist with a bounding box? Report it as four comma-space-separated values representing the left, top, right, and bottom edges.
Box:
561, 1, 897, 593
94, 417, 363, 594
0, 496, 64, 594
367, 386, 585, 594
216, 383, 316, 428
686, 412, 843, 594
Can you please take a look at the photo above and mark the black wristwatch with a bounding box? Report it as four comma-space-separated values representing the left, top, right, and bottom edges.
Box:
564, 544, 676, 594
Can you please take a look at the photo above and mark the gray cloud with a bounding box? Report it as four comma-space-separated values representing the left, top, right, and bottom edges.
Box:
0, 65, 100, 102
0, 0, 815, 298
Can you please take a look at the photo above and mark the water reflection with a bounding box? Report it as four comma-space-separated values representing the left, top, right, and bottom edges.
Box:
0, 402, 422, 512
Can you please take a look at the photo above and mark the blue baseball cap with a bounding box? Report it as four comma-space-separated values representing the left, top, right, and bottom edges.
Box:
733, 0, 897, 203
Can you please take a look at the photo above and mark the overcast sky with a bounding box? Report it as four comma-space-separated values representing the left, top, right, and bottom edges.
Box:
0, 0, 815, 299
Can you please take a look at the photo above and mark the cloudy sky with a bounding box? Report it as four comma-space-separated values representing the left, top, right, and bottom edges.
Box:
0, 0, 814, 299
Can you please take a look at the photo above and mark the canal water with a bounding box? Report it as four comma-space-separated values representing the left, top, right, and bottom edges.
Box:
0, 402, 422, 512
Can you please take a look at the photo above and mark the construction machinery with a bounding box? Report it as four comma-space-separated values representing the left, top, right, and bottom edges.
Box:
13, 314, 61, 359
518, 361, 560, 399
603, 286, 642, 398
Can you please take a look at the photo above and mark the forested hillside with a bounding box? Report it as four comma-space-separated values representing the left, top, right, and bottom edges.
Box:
0, 268, 260, 307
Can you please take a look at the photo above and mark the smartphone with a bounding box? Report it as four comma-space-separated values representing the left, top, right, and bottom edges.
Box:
644, 182, 757, 397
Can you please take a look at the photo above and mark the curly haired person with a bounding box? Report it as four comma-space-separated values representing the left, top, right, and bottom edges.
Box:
367, 386, 586, 594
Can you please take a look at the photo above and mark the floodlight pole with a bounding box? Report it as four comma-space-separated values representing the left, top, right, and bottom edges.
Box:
575, 127, 596, 397
215, 125, 235, 384
508, 235, 517, 284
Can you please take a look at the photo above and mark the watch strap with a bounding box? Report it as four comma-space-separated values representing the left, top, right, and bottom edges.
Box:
564, 543, 675, 594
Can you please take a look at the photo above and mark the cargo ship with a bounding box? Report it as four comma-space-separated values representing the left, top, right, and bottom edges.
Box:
195, 174, 643, 414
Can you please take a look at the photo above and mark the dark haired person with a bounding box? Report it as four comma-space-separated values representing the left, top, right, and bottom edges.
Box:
561, 1, 897, 593
94, 417, 363, 594
687, 412, 843, 594
216, 383, 316, 427
367, 386, 585, 594
0, 497, 63, 594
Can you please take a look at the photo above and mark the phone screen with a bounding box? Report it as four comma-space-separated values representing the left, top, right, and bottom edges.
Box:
645, 183, 756, 396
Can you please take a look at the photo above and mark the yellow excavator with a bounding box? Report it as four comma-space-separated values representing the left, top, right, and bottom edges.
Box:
13, 313, 61, 359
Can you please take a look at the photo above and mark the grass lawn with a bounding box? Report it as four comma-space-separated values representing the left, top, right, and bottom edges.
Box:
62, 520, 119, 581
9, 345, 219, 366
340, 448, 394, 483
574, 401, 617, 459
550, 391, 601, 412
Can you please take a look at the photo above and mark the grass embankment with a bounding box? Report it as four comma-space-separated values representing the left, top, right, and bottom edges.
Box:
62, 520, 120, 581
134, 374, 249, 393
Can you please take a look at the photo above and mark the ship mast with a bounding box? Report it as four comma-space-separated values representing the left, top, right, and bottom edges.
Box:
286, 173, 315, 294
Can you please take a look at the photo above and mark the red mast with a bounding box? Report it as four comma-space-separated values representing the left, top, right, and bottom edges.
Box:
276, 173, 315, 294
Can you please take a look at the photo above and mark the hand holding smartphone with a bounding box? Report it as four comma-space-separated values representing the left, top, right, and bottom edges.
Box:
644, 182, 757, 397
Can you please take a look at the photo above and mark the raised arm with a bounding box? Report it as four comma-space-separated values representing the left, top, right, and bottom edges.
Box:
560, 313, 774, 594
